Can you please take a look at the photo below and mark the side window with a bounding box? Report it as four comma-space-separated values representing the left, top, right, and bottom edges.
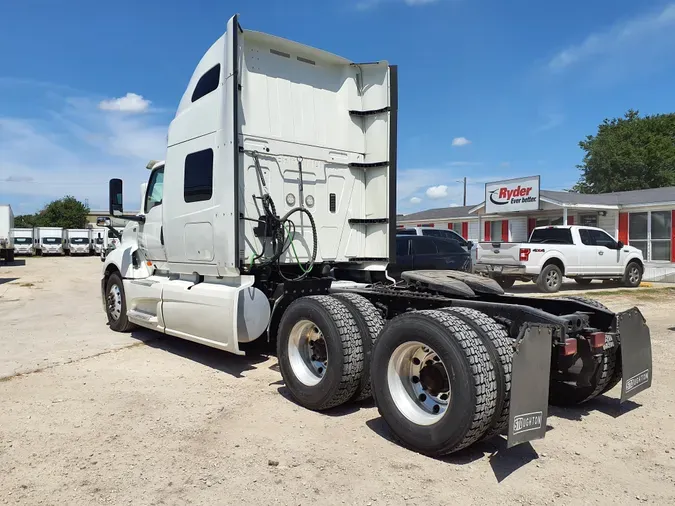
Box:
144, 168, 164, 213
578, 229, 593, 246
590, 230, 616, 248
395, 237, 410, 256
411, 237, 438, 255
434, 238, 463, 254
184, 149, 214, 203
191, 64, 221, 102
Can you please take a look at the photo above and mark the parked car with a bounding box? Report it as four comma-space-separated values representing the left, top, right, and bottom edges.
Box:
473, 225, 645, 292
397, 226, 473, 251
390, 235, 471, 278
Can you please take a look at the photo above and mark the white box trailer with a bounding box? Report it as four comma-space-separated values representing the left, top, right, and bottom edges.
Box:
34, 227, 64, 255
12, 228, 34, 256
63, 228, 91, 255
0, 205, 15, 263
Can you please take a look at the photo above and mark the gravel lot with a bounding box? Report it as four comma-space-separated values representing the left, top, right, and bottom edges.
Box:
1, 257, 675, 505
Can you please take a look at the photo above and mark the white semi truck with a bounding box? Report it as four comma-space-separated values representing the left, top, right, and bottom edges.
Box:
101, 14, 653, 457
34, 227, 64, 255
0, 205, 15, 263
12, 228, 34, 256
63, 228, 91, 255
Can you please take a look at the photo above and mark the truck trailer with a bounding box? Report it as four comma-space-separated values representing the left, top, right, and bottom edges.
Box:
101, 14, 652, 457
12, 228, 34, 256
34, 227, 64, 256
63, 228, 91, 256
0, 205, 15, 263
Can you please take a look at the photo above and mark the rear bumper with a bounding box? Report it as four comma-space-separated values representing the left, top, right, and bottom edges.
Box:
474, 263, 535, 276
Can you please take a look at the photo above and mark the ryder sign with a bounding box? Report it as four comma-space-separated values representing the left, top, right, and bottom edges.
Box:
485, 176, 541, 214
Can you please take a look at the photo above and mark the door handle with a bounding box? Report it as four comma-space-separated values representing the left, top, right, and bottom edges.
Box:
160, 227, 164, 245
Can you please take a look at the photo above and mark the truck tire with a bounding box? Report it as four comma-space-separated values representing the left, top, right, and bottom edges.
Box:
105, 272, 135, 332
549, 296, 617, 405
494, 276, 515, 290
439, 307, 513, 440
537, 263, 563, 293
623, 261, 643, 288
370, 310, 497, 456
332, 293, 384, 402
277, 296, 364, 411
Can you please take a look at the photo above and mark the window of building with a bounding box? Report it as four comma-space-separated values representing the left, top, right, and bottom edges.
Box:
191, 64, 221, 103
451, 222, 462, 233
536, 216, 564, 228
629, 212, 648, 259
579, 214, 598, 227
184, 149, 214, 203
490, 221, 502, 241
651, 211, 672, 261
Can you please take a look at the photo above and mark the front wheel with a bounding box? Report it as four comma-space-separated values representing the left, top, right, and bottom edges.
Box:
623, 262, 642, 288
105, 272, 135, 332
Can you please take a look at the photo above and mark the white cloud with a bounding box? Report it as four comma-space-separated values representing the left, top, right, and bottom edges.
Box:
426, 185, 449, 199
409, 196, 422, 204
451, 136, 471, 147
534, 112, 564, 133
547, 4, 675, 73
0, 86, 168, 212
99, 92, 151, 113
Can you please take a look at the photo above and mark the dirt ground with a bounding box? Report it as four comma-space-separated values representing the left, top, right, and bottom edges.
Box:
1, 257, 675, 505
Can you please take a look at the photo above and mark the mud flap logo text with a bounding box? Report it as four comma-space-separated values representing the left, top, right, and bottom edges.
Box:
513, 411, 543, 435
625, 370, 649, 393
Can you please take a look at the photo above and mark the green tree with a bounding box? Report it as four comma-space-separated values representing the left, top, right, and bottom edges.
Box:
573, 109, 675, 193
14, 214, 42, 228
38, 196, 90, 228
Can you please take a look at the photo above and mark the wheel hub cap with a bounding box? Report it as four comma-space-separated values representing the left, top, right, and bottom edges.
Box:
288, 320, 327, 387
387, 342, 451, 426
107, 285, 122, 321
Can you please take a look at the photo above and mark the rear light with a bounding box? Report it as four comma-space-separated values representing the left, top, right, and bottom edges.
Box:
519, 248, 531, 261
562, 338, 577, 356
589, 332, 606, 349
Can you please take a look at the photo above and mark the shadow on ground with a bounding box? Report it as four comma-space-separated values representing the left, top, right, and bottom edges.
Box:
0, 278, 19, 286
130, 328, 272, 379
0, 259, 27, 267
549, 395, 641, 421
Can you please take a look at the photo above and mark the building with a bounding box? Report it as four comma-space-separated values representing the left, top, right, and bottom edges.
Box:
398, 176, 675, 282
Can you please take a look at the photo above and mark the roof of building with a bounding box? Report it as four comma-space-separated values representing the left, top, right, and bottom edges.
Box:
399, 186, 675, 221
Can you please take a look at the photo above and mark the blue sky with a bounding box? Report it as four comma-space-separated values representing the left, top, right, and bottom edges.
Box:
2, 0, 675, 215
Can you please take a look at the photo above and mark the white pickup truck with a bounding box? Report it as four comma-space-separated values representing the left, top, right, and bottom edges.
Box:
474, 225, 645, 292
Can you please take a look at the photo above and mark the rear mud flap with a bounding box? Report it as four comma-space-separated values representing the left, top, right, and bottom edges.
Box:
507, 324, 553, 448
617, 307, 652, 402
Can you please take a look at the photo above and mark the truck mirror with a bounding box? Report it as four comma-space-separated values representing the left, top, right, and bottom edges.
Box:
617, 240, 624, 249
109, 179, 124, 216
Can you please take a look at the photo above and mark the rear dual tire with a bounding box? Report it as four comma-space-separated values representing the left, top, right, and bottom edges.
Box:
370, 310, 499, 456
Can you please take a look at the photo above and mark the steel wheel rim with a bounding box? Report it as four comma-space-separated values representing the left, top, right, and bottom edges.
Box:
107, 285, 122, 321
288, 320, 327, 387
546, 269, 559, 287
387, 341, 451, 426
629, 267, 640, 284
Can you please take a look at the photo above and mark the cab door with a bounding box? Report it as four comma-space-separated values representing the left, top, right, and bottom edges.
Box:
139, 167, 167, 263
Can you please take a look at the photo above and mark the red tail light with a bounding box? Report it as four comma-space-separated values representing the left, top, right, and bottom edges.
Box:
519, 248, 531, 261
562, 338, 577, 356
589, 332, 606, 349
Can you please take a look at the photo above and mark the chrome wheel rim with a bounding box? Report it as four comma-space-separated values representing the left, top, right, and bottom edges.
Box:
629, 267, 640, 284
107, 284, 122, 321
387, 341, 451, 426
288, 320, 327, 387
546, 269, 560, 288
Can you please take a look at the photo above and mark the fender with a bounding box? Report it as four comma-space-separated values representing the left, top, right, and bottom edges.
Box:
536, 251, 567, 275
102, 241, 152, 281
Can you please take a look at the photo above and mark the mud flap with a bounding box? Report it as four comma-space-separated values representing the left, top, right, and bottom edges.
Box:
507, 324, 553, 448
617, 307, 652, 402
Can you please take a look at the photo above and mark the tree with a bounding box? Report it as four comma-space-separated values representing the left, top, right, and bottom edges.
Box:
14, 214, 42, 228
572, 109, 675, 194
38, 196, 90, 228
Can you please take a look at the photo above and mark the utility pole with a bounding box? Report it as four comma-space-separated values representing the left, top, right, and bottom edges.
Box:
463, 177, 467, 206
